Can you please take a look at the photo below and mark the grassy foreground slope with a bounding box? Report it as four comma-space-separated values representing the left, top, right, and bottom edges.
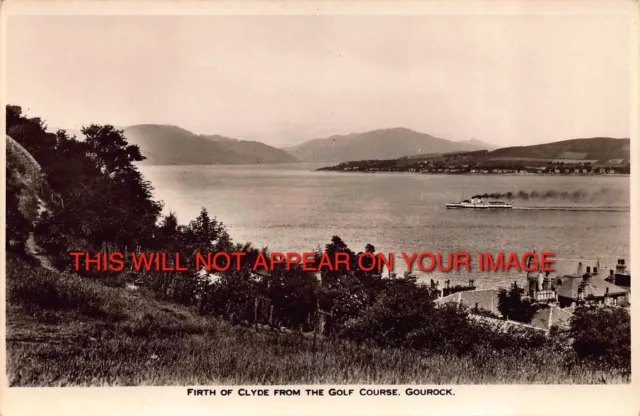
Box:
5, 254, 627, 386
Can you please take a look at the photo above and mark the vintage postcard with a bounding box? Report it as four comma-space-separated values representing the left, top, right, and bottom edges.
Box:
1, 1, 638, 415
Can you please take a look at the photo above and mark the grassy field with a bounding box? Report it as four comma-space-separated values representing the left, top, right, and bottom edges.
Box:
5, 254, 629, 386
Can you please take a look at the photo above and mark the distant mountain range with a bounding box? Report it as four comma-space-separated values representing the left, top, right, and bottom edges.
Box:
122, 125, 299, 165
285, 128, 493, 163
50, 124, 625, 167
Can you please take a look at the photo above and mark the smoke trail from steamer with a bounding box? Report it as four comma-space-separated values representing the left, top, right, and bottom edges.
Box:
471, 188, 611, 201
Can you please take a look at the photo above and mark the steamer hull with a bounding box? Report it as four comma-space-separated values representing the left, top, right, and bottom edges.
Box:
446, 197, 512, 209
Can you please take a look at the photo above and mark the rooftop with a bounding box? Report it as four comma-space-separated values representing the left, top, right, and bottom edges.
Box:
530, 305, 574, 331
555, 274, 628, 300
436, 289, 501, 315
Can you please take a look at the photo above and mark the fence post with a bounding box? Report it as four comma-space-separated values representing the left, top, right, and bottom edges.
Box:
313, 299, 320, 356
254, 297, 259, 333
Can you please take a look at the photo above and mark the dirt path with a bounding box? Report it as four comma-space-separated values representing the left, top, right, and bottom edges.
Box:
25, 232, 56, 272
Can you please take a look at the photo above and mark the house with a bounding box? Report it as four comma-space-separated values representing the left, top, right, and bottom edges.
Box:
553, 264, 629, 308
525, 271, 557, 303
605, 258, 631, 289
523, 258, 630, 309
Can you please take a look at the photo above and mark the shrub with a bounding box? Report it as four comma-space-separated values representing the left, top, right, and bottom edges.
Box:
340, 276, 438, 348
570, 306, 630, 372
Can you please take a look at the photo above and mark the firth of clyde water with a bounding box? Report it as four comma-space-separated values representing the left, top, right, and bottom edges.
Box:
139, 164, 630, 290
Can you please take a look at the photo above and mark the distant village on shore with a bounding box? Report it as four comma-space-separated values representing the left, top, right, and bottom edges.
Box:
431, 258, 631, 333
322, 159, 629, 176
318, 137, 630, 176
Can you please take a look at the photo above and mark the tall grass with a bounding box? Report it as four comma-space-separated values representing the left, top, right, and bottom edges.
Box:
5, 255, 629, 386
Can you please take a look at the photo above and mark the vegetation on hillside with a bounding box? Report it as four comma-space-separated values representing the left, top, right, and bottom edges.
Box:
5, 105, 631, 385
6, 254, 629, 386
497, 283, 539, 324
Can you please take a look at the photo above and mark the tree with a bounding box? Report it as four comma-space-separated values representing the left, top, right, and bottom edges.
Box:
262, 263, 319, 330
81, 125, 145, 176
184, 208, 231, 257
340, 273, 441, 348
320, 236, 356, 287
497, 283, 538, 323
7, 106, 163, 266
156, 212, 184, 251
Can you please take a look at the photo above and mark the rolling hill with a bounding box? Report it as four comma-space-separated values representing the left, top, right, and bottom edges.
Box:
121, 125, 299, 165
319, 137, 630, 173
285, 128, 491, 163
487, 137, 630, 162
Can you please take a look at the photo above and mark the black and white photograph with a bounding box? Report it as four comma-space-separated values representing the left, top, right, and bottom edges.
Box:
1, 1, 636, 409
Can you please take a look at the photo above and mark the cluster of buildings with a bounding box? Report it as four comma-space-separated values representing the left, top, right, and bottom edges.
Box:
525, 259, 631, 308
329, 157, 629, 175
434, 258, 631, 333
420, 165, 624, 175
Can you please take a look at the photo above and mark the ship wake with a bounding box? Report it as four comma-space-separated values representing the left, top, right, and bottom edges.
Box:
512, 206, 629, 212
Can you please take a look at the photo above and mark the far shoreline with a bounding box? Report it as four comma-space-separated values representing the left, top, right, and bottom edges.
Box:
313, 169, 630, 178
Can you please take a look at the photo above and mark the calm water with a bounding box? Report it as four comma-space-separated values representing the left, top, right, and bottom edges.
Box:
139, 164, 630, 289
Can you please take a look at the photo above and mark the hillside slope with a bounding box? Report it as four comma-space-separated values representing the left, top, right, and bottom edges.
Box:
286, 128, 489, 163
488, 137, 630, 162
6, 135, 58, 224
202, 134, 300, 164
6, 254, 626, 386
121, 124, 298, 165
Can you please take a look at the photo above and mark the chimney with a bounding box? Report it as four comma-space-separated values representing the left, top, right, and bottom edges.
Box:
586, 266, 591, 274
610, 269, 614, 276
537, 271, 544, 291
593, 267, 598, 275
577, 262, 584, 276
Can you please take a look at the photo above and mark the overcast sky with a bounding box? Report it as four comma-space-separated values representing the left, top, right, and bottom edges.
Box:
6, 13, 631, 147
